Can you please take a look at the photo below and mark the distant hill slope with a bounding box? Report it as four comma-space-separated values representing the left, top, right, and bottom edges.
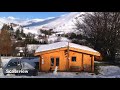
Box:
0, 12, 87, 34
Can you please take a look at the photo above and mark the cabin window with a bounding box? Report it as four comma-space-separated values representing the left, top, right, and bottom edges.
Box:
72, 57, 76, 62
56, 57, 59, 66
51, 58, 54, 66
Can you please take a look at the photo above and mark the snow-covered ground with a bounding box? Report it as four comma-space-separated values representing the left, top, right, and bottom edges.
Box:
1, 57, 120, 78
1, 58, 120, 78
98, 66, 120, 77
0, 64, 120, 78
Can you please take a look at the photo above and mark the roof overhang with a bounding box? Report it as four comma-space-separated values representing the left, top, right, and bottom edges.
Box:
34, 47, 100, 56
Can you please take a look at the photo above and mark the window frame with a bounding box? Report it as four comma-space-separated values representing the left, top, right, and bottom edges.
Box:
50, 57, 54, 66
72, 56, 76, 62
56, 57, 59, 66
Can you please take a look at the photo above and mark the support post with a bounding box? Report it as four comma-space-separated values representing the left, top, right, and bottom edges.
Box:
91, 56, 94, 72
0, 54, 2, 68
67, 42, 70, 70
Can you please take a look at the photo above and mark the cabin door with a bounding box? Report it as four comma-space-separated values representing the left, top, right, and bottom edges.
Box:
83, 55, 92, 72
50, 57, 59, 70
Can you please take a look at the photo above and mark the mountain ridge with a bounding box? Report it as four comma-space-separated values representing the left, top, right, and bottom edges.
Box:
0, 12, 87, 34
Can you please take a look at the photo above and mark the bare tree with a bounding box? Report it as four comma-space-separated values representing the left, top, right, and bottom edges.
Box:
75, 12, 120, 61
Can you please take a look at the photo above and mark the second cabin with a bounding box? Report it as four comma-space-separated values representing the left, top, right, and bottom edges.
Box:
34, 42, 100, 72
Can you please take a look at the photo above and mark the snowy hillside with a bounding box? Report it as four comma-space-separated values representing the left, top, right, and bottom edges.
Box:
0, 21, 4, 29
0, 12, 87, 34
0, 17, 52, 34
0, 17, 44, 26
23, 12, 86, 34
0, 12, 89, 43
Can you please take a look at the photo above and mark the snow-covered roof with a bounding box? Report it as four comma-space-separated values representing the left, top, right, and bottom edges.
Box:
19, 50, 24, 53
27, 44, 40, 52
35, 42, 99, 53
16, 47, 25, 49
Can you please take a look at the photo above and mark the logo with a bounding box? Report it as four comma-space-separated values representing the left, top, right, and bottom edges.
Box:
5, 69, 28, 74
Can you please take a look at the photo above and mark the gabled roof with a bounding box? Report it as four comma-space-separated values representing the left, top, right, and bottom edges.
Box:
35, 42, 99, 54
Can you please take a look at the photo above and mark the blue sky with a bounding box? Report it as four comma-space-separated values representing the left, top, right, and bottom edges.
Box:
0, 12, 70, 19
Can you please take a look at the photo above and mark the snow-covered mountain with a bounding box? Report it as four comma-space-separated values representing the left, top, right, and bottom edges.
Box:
0, 17, 44, 26
0, 12, 87, 34
23, 12, 86, 34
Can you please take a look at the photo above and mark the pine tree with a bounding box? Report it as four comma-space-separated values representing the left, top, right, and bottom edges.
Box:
9, 25, 14, 31
16, 28, 20, 36
1, 24, 9, 30
15, 28, 21, 40
21, 29, 23, 34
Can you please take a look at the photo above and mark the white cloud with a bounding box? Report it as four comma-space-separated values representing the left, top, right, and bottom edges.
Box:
45, 17, 55, 20
7, 16, 16, 20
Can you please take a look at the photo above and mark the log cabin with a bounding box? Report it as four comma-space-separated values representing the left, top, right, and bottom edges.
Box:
34, 42, 100, 72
